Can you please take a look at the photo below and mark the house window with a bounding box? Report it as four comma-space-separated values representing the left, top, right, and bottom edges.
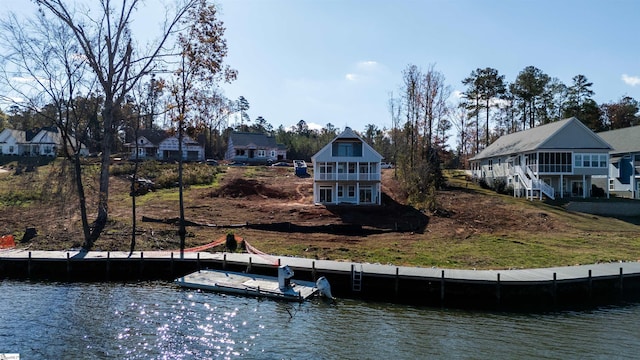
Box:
257, 150, 266, 157
348, 185, 355, 197
140, 139, 144, 144
337, 186, 343, 197
574, 153, 607, 168
337, 162, 346, 173
270, 150, 276, 157
359, 186, 372, 203
599, 154, 607, 168
9, 146, 14, 153
575, 154, 582, 167
332, 141, 363, 157
488, 159, 493, 171
319, 187, 333, 203
348, 163, 356, 173
235, 149, 246, 156
609, 179, 615, 191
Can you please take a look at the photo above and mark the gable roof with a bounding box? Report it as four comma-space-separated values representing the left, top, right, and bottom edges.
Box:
311, 127, 383, 162
597, 125, 640, 155
471, 117, 611, 160
0, 129, 27, 143
30, 129, 61, 144
230, 132, 280, 148
136, 129, 170, 145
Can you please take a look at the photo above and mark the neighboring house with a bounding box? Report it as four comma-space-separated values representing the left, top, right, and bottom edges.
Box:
594, 125, 640, 199
310, 127, 383, 205
126, 129, 205, 161
469, 117, 612, 200
0, 127, 88, 157
225, 132, 287, 164
0, 128, 27, 155
29, 128, 89, 157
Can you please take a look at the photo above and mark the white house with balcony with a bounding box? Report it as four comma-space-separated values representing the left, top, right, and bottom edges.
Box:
310, 127, 383, 205
469, 117, 612, 200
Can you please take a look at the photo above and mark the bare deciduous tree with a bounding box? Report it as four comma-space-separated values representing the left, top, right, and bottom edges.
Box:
35, 0, 200, 249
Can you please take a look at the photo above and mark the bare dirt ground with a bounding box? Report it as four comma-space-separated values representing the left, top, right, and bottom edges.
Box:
1, 165, 564, 262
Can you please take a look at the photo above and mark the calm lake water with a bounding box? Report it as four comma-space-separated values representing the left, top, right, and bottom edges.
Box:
1, 280, 639, 359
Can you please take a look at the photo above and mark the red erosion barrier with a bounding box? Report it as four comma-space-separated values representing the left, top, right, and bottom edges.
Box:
0, 235, 15, 249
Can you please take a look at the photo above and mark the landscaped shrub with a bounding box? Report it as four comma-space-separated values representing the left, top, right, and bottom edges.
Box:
493, 178, 507, 194
592, 184, 605, 197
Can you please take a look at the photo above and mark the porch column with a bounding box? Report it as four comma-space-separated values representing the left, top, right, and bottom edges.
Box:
356, 183, 360, 204
606, 172, 610, 199
582, 174, 586, 198
335, 182, 339, 204
560, 174, 564, 198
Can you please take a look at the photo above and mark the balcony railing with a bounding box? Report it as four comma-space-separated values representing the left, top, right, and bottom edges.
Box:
315, 173, 380, 181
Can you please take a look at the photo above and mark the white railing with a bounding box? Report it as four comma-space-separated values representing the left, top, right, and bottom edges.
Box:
315, 173, 380, 181
523, 166, 555, 200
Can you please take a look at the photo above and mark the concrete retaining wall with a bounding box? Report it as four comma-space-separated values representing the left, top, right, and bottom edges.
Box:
567, 201, 640, 216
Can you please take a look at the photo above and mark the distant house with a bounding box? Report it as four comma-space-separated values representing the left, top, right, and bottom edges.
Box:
594, 125, 640, 199
29, 128, 89, 157
0, 129, 27, 155
126, 129, 205, 161
469, 117, 612, 200
310, 127, 383, 205
225, 132, 287, 165
0, 127, 88, 157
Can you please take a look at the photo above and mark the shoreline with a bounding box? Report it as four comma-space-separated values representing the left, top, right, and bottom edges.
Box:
2, 249, 639, 311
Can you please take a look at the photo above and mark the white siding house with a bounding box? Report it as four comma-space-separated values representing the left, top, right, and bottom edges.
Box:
29, 129, 89, 157
0, 129, 27, 155
311, 127, 383, 205
595, 125, 640, 199
469, 117, 612, 200
127, 129, 205, 161
0, 128, 87, 157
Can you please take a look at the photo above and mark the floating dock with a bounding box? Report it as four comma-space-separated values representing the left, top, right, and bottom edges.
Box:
176, 269, 319, 302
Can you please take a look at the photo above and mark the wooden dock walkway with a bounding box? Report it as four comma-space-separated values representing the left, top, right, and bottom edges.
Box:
2, 249, 640, 310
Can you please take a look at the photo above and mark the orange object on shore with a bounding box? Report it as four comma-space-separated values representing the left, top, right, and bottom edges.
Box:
0, 235, 15, 249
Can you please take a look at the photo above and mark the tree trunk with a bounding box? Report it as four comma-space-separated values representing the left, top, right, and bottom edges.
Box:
72, 155, 91, 243
86, 103, 114, 248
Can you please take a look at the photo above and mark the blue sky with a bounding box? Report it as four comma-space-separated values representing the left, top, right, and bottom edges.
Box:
4, 0, 640, 141
215, 0, 640, 135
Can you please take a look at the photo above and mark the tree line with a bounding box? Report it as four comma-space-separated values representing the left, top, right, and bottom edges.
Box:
1, 1, 638, 250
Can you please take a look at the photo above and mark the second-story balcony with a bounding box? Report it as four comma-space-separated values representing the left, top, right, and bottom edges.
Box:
315, 172, 380, 181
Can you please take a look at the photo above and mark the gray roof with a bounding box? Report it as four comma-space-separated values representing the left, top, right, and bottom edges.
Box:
597, 125, 640, 154
230, 132, 281, 148
471, 117, 611, 160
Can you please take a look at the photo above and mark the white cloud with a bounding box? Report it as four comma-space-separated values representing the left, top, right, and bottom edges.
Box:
622, 74, 640, 87
356, 60, 378, 70
345, 60, 383, 83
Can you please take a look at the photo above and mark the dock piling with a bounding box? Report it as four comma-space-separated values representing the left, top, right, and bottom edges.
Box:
496, 273, 501, 306
440, 270, 445, 305
620, 267, 624, 299
66, 252, 70, 277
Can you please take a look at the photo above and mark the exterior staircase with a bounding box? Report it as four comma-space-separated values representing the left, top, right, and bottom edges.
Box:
514, 165, 555, 200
